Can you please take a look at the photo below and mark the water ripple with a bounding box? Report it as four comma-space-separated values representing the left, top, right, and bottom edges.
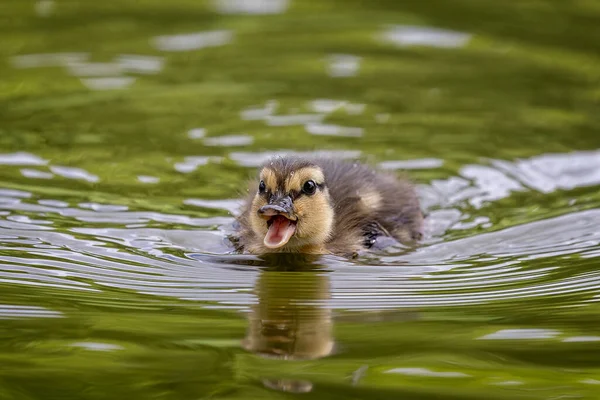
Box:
0, 305, 63, 319
0, 207, 597, 310
0, 150, 598, 312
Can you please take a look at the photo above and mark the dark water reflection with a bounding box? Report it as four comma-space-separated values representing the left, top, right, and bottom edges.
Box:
2, 0, 600, 399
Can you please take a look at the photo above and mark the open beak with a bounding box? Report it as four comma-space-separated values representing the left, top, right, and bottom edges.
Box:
258, 196, 298, 249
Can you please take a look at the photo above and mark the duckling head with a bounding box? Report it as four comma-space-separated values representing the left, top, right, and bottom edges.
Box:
248, 158, 334, 251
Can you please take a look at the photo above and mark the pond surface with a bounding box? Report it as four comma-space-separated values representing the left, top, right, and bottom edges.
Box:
2, 1, 600, 399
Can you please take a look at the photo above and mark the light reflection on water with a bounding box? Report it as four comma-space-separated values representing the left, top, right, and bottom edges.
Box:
0, 304, 63, 319
152, 30, 234, 52
380, 25, 472, 48
211, 0, 290, 15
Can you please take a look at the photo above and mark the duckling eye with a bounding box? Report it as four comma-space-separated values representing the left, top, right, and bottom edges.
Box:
302, 180, 317, 195
258, 180, 266, 193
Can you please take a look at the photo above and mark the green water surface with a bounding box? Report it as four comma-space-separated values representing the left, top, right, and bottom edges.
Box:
1, 1, 600, 399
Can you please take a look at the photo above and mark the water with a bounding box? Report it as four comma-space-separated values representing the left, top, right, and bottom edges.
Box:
2, 0, 600, 399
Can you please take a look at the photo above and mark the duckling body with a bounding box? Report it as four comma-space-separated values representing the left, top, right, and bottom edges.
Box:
234, 157, 423, 256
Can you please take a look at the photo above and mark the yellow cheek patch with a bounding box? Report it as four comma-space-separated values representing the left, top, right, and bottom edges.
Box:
249, 195, 268, 234
285, 167, 325, 192
292, 191, 334, 243
293, 196, 309, 217
260, 168, 278, 193
251, 195, 267, 209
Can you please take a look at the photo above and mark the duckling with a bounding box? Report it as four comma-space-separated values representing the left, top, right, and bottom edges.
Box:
234, 156, 423, 256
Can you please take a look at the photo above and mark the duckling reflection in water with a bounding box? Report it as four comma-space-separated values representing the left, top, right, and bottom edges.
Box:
242, 260, 333, 361
234, 157, 423, 256
242, 260, 333, 393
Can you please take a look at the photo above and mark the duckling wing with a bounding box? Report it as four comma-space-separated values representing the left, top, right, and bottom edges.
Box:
361, 221, 389, 248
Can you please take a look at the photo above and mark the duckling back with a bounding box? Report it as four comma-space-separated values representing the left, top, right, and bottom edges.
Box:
312, 159, 423, 253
